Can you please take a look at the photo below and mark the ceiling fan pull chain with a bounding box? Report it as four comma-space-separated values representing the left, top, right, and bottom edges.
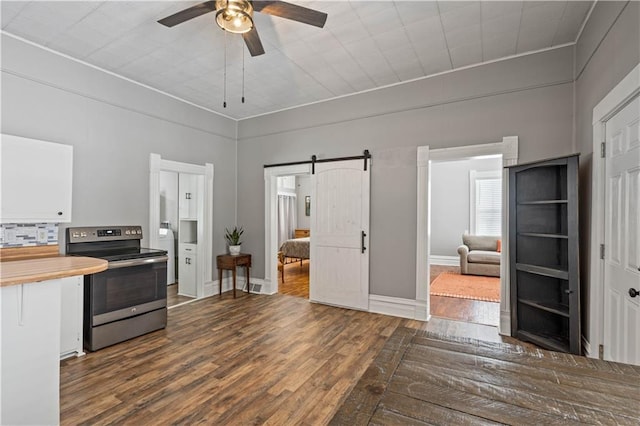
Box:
223, 27, 227, 108
242, 45, 245, 104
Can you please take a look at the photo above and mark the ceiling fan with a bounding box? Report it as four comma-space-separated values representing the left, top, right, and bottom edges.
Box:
158, 0, 328, 57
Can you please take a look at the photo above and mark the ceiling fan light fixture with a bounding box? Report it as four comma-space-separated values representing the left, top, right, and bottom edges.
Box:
215, 0, 254, 34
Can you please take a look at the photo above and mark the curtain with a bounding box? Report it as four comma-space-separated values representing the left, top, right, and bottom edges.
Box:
277, 195, 297, 249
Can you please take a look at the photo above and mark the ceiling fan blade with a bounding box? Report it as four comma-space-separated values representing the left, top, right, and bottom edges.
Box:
252, 1, 327, 28
158, 1, 218, 27
243, 27, 266, 56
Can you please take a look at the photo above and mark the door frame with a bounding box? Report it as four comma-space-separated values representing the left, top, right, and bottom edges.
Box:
589, 63, 640, 358
416, 136, 518, 330
149, 153, 215, 300
264, 163, 312, 295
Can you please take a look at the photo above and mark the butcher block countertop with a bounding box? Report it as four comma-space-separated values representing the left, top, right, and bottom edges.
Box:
0, 246, 107, 287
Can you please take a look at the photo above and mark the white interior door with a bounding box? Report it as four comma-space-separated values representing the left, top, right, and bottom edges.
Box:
603, 95, 640, 365
310, 159, 370, 310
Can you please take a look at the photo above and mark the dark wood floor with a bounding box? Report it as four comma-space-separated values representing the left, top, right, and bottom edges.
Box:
60, 292, 402, 425
279, 259, 309, 298
333, 326, 640, 425
60, 292, 637, 425
430, 264, 500, 326
167, 283, 195, 307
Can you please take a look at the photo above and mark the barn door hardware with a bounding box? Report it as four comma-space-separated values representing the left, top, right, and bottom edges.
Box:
265, 149, 372, 174
363, 150, 370, 171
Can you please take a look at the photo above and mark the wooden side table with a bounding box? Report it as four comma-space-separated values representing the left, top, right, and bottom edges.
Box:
217, 253, 251, 298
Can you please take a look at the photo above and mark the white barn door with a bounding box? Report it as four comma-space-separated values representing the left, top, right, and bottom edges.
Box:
603, 95, 640, 365
310, 159, 370, 310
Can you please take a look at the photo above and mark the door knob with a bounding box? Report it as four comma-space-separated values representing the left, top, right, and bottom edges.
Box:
629, 288, 640, 298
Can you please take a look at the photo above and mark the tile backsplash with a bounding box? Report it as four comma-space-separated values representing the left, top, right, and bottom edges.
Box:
0, 223, 58, 248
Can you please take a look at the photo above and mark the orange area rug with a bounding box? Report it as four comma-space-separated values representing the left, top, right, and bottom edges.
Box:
430, 272, 500, 303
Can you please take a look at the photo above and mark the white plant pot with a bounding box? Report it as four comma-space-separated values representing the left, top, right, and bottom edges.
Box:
229, 245, 241, 255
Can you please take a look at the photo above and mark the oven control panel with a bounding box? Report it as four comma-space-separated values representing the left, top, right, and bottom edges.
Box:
66, 226, 143, 243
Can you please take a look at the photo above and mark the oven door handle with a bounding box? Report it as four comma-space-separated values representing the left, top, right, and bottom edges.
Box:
108, 255, 168, 269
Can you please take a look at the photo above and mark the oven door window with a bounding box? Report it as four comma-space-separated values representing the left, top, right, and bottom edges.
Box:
90, 262, 167, 317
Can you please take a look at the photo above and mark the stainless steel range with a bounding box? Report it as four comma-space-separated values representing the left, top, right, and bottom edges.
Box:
66, 225, 168, 351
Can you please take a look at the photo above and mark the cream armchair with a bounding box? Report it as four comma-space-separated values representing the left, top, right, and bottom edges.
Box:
457, 234, 501, 277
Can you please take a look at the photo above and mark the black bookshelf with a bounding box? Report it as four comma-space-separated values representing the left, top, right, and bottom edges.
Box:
507, 154, 580, 355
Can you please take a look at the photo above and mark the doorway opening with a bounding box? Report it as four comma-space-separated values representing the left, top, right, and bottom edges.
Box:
265, 152, 371, 311
149, 154, 214, 308
429, 155, 503, 327
276, 174, 311, 299
264, 163, 311, 296
416, 137, 519, 335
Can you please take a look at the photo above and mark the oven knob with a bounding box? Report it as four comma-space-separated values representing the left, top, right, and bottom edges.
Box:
125, 230, 130, 235
131, 307, 137, 313
80, 232, 87, 237
72, 232, 80, 238
136, 230, 142, 234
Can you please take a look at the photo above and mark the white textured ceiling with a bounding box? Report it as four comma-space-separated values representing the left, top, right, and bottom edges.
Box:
1, 1, 593, 120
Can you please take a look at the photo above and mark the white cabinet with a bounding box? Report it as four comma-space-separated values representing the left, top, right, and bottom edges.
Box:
177, 173, 203, 297
60, 275, 84, 359
178, 243, 197, 297
1, 279, 62, 425
0, 134, 73, 223
178, 173, 200, 220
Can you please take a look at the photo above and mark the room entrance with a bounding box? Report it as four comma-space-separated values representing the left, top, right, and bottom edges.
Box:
264, 151, 371, 311
149, 154, 214, 308
429, 155, 503, 327
275, 173, 311, 299
416, 137, 519, 335
264, 163, 311, 296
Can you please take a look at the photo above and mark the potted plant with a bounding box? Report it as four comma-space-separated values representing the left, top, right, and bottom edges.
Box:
225, 226, 244, 255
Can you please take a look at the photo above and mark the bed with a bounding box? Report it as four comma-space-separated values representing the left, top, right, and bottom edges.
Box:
278, 237, 310, 283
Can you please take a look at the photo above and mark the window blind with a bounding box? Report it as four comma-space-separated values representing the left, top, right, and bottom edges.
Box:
476, 178, 502, 236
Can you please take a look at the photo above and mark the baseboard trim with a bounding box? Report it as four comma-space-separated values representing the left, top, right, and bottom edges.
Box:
211, 277, 268, 295
203, 280, 215, 297
203, 277, 249, 297
430, 255, 459, 266
499, 310, 511, 336
414, 299, 428, 321
170, 277, 262, 310
369, 294, 427, 321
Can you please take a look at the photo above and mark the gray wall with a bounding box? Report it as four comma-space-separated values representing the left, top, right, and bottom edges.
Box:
1, 34, 238, 261
237, 46, 575, 300
296, 175, 311, 230
574, 1, 640, 342
431, 156, 503, 257
5, 1, 633, 309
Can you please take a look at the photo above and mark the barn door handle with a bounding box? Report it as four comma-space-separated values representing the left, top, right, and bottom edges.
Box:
361, 231, 367, 254
629, 288, 639, 298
